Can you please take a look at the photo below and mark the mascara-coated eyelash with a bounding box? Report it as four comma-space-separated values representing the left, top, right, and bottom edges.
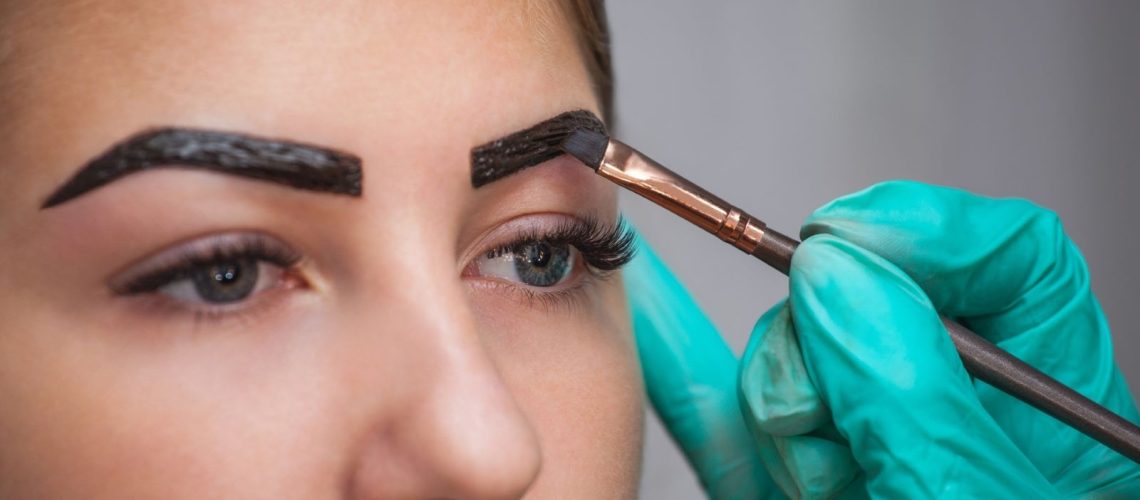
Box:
110, 233, 303, 297
483, 216, 636, 273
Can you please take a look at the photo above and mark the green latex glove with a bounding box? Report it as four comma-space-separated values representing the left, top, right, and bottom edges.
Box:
624, 231, 782, 499
627, 180, 1140, 499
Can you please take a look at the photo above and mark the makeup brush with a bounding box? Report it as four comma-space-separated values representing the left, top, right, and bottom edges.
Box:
560, 127, 1140, 464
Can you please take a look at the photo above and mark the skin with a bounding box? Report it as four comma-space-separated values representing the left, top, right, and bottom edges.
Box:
0, 1, 644, 498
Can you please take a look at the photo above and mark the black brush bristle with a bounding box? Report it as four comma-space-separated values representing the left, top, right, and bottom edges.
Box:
560, 129, 608, 169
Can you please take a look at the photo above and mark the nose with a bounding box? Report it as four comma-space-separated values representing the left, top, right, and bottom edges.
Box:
346, 291, 542, 499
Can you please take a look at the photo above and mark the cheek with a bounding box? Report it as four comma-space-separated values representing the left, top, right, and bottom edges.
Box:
0, 305, 347, 499
471, 277, 645, 495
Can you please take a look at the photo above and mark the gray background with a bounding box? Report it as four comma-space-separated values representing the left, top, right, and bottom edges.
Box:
606, 2, 1140, 498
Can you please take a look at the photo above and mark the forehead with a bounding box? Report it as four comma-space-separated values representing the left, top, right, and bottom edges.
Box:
0, 1, 594, 189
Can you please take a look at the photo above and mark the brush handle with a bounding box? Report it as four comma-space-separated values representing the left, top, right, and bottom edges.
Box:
592, 137, 1140, 462
754, 227, 1140, 464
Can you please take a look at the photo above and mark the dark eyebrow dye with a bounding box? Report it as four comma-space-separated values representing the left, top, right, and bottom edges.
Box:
43, 128, 363, 208
470, 109, 606, 188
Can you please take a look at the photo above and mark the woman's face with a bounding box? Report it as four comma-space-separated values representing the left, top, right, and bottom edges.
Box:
0, 1, 643, 498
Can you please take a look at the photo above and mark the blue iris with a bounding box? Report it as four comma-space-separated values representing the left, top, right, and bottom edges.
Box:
514, 242, 571, 287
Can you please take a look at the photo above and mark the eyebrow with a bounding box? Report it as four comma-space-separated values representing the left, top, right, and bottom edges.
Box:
42, 128, 363, 208
470, 109, 606, 188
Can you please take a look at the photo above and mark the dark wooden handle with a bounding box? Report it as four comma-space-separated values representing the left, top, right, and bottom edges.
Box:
945, 319, 1140, 463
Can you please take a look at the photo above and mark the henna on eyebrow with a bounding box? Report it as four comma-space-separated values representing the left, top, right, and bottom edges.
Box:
469, 109, 606, 188
42, 127, 363, 208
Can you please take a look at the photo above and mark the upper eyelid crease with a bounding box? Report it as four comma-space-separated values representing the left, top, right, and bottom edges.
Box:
42, 128, 363, 209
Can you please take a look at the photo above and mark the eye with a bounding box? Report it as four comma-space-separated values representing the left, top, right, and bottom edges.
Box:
110, 232, 305, 313
464, 215, 636, 295
475, 240, 580, 288
158, 258, 284, 304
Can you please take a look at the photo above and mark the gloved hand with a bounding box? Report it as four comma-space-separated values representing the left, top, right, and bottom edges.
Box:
626, 180, 1140, 499
624, 226, 780, 500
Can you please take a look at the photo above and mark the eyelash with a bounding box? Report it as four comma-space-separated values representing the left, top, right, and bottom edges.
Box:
482, 216, 636, 272
111, 234, 303, 296
109, 217, 636, 320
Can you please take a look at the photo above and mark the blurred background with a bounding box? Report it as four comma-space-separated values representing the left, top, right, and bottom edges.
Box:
605, 2, 1140, 498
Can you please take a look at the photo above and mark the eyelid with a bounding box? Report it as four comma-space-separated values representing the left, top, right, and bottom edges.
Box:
108, 231, 303, 295
462, 214, 565, 271
462, 214, 581, 271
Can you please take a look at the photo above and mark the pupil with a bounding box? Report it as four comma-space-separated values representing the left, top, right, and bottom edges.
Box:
525, 243, 552, 267
213, 264, 241, 284
191, 258, 259, 303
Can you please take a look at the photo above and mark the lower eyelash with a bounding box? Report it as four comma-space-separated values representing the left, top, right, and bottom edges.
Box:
472, 277, 594, 314
127, 282, 299, 330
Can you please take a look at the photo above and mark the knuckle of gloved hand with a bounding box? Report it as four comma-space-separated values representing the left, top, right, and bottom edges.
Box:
739, 306, 829, 436
1028, 203, 1092, 291
788, 234, 870, 290
799, 180, 941, 244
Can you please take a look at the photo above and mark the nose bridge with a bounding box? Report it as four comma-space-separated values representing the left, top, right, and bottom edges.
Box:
347, 258, 541, 499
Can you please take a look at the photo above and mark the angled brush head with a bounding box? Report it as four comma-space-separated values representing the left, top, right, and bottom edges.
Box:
560, 129, 609, 170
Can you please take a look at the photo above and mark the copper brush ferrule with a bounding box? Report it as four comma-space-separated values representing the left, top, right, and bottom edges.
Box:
559, 128, 1140, 464
580, 134, 798, 273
